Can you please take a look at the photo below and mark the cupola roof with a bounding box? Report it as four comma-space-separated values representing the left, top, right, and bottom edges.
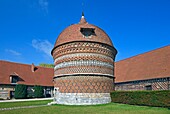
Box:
54, 13, 113, 48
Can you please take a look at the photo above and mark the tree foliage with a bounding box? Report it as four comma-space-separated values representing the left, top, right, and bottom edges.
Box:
14, 84, 27, 99
39, 63, 54, 68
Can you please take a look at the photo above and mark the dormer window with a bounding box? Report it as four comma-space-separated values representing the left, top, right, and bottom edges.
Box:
10, 72, 19, 84
10, 76, 18, 84
12, 76, 18, 83
80, 28, 95, 38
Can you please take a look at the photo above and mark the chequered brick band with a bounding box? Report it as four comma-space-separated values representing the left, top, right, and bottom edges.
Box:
52, 42, 116, 59
54, 76, 114, 93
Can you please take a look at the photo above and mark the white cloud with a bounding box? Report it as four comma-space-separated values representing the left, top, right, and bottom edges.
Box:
32, 39, 53, 56
5, 49, 22, 56
38, 0, 49, 14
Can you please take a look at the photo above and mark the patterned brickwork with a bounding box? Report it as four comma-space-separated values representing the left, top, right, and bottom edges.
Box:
52, 42, 116, 59
54, 66, 113, 75
115, 77, 170, 91
54, 53, 113, 65
51, 15, 117, 105
54, 60, 113, 70
53, 42, 115, 77
52, 42, 116, 94
54, 76, 114, 93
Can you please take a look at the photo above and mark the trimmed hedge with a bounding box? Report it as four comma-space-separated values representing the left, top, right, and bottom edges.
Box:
34, 85, 44, 98
111, 90, 170, 108
14, 84, 27, 99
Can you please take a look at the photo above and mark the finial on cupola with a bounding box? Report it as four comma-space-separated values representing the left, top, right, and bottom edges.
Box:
80, 12, 86, 24
82, 12, 84, 17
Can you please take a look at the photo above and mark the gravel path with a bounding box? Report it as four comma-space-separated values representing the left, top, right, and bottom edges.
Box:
0, 105, 48, 111
0, 98, 53, 103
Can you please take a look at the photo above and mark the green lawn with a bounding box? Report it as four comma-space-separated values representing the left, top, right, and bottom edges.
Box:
0, 100, 169, 114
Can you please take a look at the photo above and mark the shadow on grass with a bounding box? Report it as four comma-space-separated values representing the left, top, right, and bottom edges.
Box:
52, 102, 170, 110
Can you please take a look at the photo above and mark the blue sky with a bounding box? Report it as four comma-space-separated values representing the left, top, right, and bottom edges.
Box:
0, 0, 170, 65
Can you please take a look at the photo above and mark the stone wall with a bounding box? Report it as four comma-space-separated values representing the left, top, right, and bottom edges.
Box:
0, 90, 9, 99
53, 92, 111, 105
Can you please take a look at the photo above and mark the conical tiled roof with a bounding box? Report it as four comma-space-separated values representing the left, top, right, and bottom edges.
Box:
53, 14, 113, 48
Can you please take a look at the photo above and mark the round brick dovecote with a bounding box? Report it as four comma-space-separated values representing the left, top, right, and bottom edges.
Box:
51, 14, 117, 105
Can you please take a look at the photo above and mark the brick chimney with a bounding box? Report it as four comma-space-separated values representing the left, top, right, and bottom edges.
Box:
31, 63, 35, 72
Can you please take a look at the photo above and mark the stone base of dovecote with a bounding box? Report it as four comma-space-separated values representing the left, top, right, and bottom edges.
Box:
51, 93, 111, 105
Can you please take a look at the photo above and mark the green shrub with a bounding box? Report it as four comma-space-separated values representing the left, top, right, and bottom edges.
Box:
34, 85, 44, 98
111, 90, 170, 108
14, 84, 27, 99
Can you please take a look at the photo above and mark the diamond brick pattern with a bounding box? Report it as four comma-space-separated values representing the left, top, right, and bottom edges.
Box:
54, 76, 113, 93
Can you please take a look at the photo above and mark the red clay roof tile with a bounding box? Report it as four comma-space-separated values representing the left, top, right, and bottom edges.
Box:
115, 45, 170, 83
53, 16, 113, 48
0, 61, 54, 86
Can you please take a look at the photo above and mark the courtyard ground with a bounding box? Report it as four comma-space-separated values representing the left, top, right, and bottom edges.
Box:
0, 100, 169, 114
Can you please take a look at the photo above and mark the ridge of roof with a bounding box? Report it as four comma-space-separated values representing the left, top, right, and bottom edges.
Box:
0, 60, 53, 69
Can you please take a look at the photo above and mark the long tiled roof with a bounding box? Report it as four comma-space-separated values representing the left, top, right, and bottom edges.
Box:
0, 60, 54, 86
115, 45, 170, 83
